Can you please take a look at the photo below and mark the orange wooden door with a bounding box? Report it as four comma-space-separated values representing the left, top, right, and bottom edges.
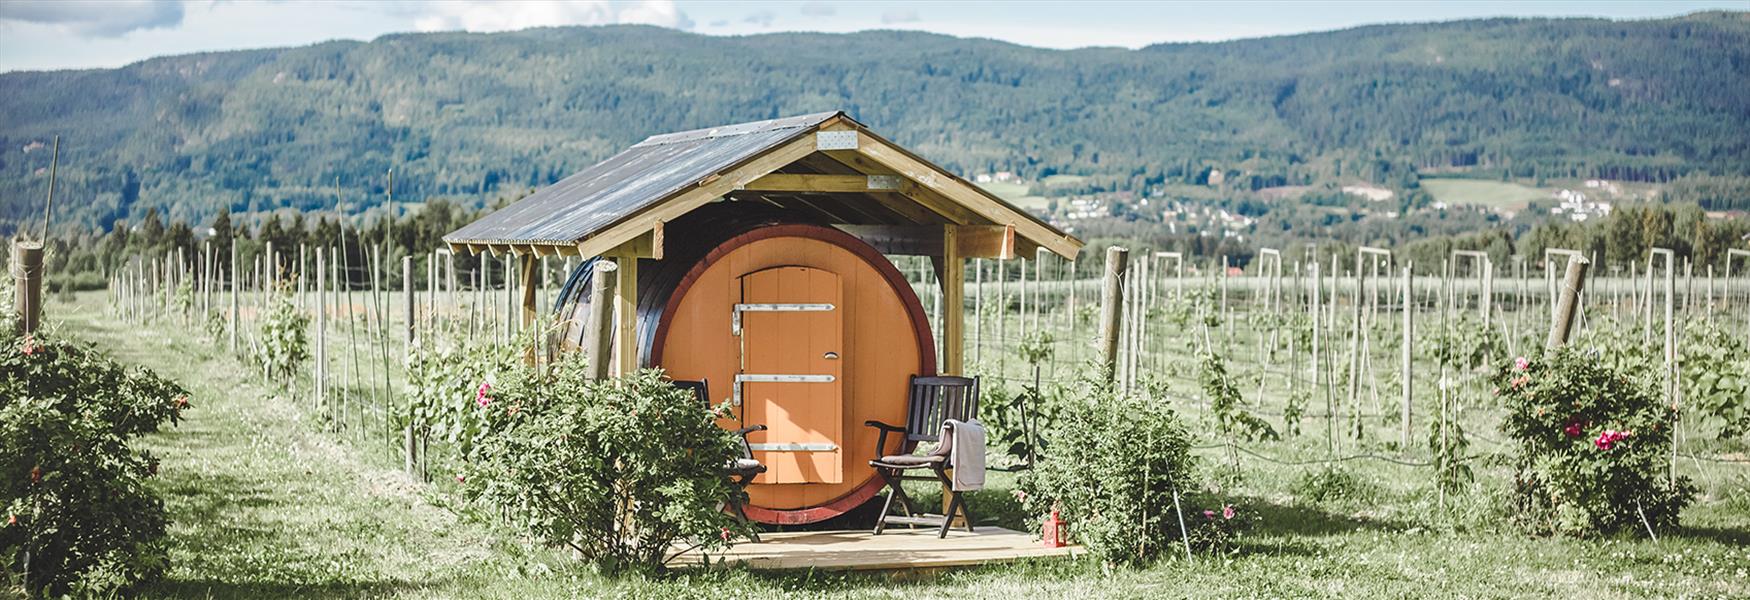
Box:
737, 266, 843, 484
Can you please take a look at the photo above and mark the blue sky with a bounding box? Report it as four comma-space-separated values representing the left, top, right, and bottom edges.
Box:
1, 0, 1741, 73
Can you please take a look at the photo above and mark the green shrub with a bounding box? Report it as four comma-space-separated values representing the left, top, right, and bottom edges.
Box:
458, 367, 746, 574
255, 283, 309, 383
1021, 371, 1198, 565
1, 327, 188, 596
1496, 349, 1694, 536
1293, 464, 1371, 504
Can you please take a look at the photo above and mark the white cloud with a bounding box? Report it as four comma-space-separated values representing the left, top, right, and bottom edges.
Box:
743, 10, 775, 28
881, 8, 919, 25
412, 0, 692, 33
0, 0, 184, 38
799, 2, 835, 17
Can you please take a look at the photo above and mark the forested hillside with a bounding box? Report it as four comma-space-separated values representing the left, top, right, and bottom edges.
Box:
1, 10, 1747, 234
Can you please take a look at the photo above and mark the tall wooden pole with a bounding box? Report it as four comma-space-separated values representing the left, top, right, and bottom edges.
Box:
1400, 262, 1413, 448
1098, 246, 1130, 381
584, 260, 618, 380
11, 242, 43, 334
1545, 254, 1590, 349
940, 225, 965, 375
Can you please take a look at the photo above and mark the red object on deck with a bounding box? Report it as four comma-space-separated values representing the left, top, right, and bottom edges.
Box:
1042, 509, 1066, 548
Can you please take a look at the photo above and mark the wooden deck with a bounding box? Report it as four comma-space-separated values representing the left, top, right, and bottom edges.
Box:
676, 527, 1080, 571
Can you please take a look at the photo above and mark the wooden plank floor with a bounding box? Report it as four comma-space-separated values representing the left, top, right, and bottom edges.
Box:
675, 527, 1080, 571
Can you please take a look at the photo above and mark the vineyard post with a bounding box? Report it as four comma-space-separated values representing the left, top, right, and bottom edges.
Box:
1220, 255, 1231, 343
298, 244, 307, 313
10, 241, 42, 335
316, 248, 326, 414
1706, 265, 1714, 325
1651, 248, 1676, 487
584, 260, 618, 380
997, 256, 1007, 376
1099, 246, 1129, 381
503, 254, 515, 342
1401, 262, 1413, 448
973, 258, 983, 367
229, 244, 239, 355
1642, 254, 1654, 343
1311, 260, 1329, 455
402, 256, 414, 357
1730, 249, 1750, 344
1545, 254, 1590, 349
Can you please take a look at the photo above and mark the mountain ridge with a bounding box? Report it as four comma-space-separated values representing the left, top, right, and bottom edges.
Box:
2, 11, 1746, 234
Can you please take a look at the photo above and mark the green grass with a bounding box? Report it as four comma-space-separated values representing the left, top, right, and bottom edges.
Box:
41, 291, 1750, 599
1421, 178, 1549, 211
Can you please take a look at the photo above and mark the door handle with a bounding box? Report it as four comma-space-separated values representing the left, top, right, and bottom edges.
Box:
824, 352, 839, 360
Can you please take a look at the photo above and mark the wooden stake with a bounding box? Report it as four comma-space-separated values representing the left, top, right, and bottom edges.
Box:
1099, 246, 1129, 381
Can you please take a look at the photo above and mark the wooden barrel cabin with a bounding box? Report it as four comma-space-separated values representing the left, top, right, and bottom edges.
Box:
444, 111, 1081, 524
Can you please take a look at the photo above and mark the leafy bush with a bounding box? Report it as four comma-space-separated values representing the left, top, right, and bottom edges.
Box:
457, 366, 746, 574
255, 283, 309, 383
1496, 349, 1694, 536
1293, 464, 1371, 504
1, 327, 188, 596
1021, 372, 1199, 565
1677, 321, 1750, 439
1199, 349, 1276, 443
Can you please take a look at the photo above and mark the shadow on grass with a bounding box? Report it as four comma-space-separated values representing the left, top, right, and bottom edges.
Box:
145, 577, 452, 599
1676, 524, 1750, 546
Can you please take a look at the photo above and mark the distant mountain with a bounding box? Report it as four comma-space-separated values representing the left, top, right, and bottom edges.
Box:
1, 11, 1746, 234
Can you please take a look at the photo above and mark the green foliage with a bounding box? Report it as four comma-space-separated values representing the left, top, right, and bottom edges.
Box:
1293, 464, 1373, 504
1496, 350, 1694, 536
1021, 373, 1198, 565
0, 327, 188, 596
1677, 321, 1750, 439
457, 367, 745, 574
1425, 314, 1504, 369
1428, 401, 1474, 496
254, 283, 309, 383
1199, 349, 1277, 442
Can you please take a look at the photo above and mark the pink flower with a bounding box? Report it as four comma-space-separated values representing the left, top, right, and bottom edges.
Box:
1222, 505, 1236, 520
20, 335, 36, 356
1514, 356, 1530, 372
1011, 489, 1029, 503
1562, 421, 1584, 437
720, 527, 731, 542
1203, 510, 1216, 520
455, 474, 466, 484
1593, 429, 1632, 450
1510, 375, 1529, 390
475, 381, 493, 408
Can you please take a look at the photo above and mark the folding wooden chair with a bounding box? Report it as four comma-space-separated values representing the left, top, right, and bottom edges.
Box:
672, 379, 765, 542
864, 375, 980, 538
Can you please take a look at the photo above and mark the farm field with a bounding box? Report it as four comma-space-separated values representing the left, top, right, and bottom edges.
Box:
1420, 178, 1550, 212
45, 258, 1750, 598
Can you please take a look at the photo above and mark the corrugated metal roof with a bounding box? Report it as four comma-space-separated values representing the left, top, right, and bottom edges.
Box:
444, 111, 842, 247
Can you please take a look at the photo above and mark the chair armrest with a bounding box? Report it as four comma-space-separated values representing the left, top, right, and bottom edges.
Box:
863, 420, 905, 433
733, 424, 767, 437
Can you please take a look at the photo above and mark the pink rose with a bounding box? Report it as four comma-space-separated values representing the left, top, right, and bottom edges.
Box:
1222, 505, 1236, 520
20, 335, 36, 356
1514, 356, 1530, 372
455, 474, 465, 484
1562, 421, 1583, 438
1593, 429, 1631, 450
1203, 510, 1215, 520
476, 381, 493, 408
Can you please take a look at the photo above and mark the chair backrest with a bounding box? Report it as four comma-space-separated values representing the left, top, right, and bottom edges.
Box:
671, 379, 755, 461
903, 375, 980, 444
671, 378, 710, 408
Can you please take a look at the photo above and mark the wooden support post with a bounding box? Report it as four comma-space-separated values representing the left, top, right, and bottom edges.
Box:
229, 244, 239, 353
520, 254, 538, 329
1400, 262, 1413, 448
503, 254, 516, 341
584, 260, 619, 380
11, 241, 43, 334
316, 248, 326, 411
613, 257, 639, 376
1098, 246, 1130, 381
940, 226, 966, 375
403, 256, 415, 353
1545, 254, 1590, 349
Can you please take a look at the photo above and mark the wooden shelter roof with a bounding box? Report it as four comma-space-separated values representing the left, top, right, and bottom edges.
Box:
442, 111, 1081, 259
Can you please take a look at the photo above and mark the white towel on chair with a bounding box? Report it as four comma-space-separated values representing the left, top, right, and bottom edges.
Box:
944, 419, 986, 491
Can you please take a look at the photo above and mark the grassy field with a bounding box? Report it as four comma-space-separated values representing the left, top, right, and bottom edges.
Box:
1420, 178, 1549, 212
41, 291, 1750, 599
978, 180, 1050, 210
